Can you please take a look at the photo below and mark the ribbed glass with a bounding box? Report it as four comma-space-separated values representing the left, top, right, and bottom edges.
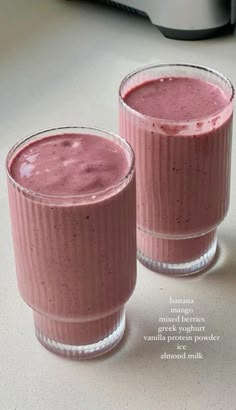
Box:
6, 126, 136, 358
119, 64, 234, 276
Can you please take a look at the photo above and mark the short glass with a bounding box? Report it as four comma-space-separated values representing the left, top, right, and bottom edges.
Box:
6, 126, 136, 359
119, 64, 234, 276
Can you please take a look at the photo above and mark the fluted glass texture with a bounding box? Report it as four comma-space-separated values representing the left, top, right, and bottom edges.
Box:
6, 127, 136, 358
119, 64, 234, 276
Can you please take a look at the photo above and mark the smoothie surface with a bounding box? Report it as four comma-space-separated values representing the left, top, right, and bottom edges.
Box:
10, 133, 129, 196
124, 77, 228, 121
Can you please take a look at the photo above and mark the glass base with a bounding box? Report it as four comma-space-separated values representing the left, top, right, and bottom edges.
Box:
34, 308, 125, 359
138, 230, 217, 276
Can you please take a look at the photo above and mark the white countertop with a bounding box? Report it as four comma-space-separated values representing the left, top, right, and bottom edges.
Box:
1, 1, 236, 409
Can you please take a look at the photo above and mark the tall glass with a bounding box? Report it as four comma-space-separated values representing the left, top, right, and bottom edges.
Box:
6, 126, 136, 358
119, 64, 234, 276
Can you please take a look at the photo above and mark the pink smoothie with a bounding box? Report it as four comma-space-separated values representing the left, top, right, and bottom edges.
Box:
8, 132, 136, 350
120, 77, 232, 264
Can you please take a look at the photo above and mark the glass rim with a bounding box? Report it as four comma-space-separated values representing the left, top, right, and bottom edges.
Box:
6, 125, 135, 202
119, 63, 235, 125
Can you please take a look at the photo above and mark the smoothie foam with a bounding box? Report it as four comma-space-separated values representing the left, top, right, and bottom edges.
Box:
124, 77, 228, 121
10, 133, 129, 196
